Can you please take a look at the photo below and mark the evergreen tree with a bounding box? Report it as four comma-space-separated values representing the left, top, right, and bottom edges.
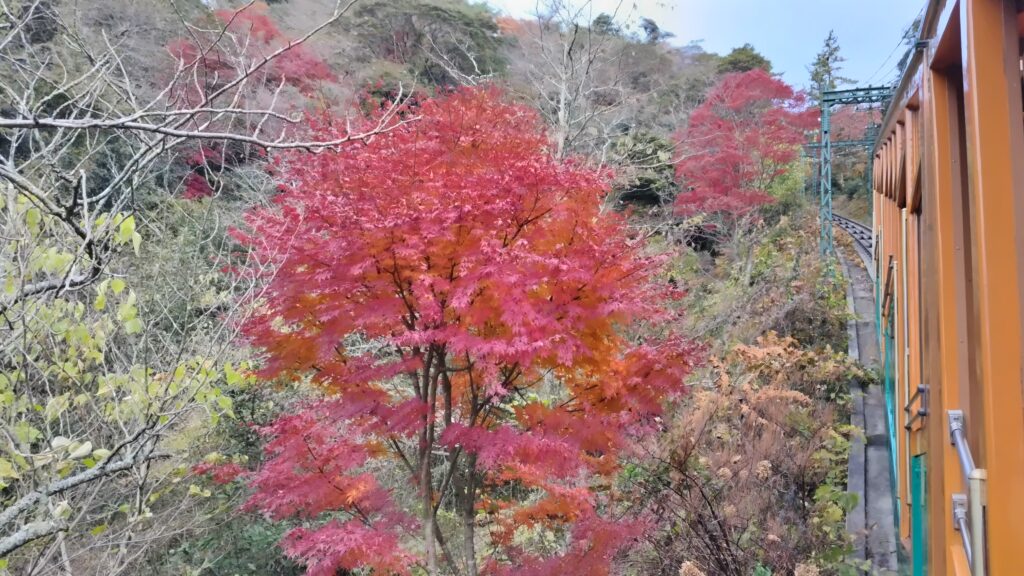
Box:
808, 30, 854, 102
592, 12, 621, 36
718, 43, 773, 74
640, 17, 674, 43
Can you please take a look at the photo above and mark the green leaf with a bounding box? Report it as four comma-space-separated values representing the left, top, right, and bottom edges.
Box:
25, 207, 41, 232
50, 436, 72, 450
116, 215, 135, 245
90, 524, 108, 537
224, 363, 241, 387
42, 249, 71, 274
123, 318, 143, 335
0, 459, 20, 479
215, 395, 233, 415
68, 441, 93, 460
117, 292, 137, 322
43, 395, 70, 422
31, 452, 55, 468
93, 292, 107, 311
110, 278, 126, 295
187, 484, 211, 498
13, 422, 40, 445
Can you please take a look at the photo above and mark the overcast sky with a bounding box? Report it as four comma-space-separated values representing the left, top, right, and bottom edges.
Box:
485, 0, 925, 89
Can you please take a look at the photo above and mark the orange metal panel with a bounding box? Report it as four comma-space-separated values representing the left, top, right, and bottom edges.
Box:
960, 1, 1024, 573
889, 139, 898, 199
921, 61, 972, 576
882, 142, 890, 198
951, 546, 972, 576
907, 212, 922, 437
907, 108, 924, 214
907, 213, 925, 563
891, 137, 900, 200
933, 2, 963, 71
877, 147, 883, 198
897, 122, 908, 208
897, 206, 910, 540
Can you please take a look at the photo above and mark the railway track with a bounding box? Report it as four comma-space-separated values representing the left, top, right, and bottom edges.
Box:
832, 212, 898, 571
833, 214, 872, 253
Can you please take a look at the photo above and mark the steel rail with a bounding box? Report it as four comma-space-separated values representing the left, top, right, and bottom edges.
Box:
833, 214, 873, 253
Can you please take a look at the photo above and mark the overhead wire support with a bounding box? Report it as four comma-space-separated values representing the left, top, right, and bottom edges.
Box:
817, 86, 893, 256
805, 139, 876, 150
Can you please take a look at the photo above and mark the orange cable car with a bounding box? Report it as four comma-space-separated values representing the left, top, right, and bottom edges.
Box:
871, 1, 1024, 574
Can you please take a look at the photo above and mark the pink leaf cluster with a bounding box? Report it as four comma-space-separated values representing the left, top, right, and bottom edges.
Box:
675, 69, 817, 218
192, 461, 246, 484
242, 401, 416, 573
281, 521, 415, 576
183, 172, 214, 200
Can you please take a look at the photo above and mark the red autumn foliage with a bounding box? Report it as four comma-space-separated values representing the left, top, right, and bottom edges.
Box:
675, 70, 817, 218
182, 173, 214, 200
234, 86, 696, 574
165, 3, 333, 200
166, 2, 332, 100
830, 104, 876, 141
280, 520, 416, 576
192, 461, 246, 484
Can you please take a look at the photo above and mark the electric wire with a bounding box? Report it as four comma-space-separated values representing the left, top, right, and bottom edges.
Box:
861, 5, 926, 87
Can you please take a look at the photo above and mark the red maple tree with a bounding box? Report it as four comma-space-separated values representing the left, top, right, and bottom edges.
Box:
674, 69, 816, 218
233, 87, 696, 575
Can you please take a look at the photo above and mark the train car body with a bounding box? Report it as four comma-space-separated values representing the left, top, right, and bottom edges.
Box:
871, 0, 1024, 574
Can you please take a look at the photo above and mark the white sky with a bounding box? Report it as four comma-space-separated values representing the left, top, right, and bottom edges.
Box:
485, 0, 925, 89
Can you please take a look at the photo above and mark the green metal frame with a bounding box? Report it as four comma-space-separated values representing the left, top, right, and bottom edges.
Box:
817, 86, 893, 255
883, 295, 900, 532
911, 454, 928, 576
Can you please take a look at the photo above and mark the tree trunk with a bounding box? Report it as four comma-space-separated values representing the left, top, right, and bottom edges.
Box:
420, 350, 441, 574
423, 484, 436, 574
463, 515, 477, 576
461, 459, 479, 576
